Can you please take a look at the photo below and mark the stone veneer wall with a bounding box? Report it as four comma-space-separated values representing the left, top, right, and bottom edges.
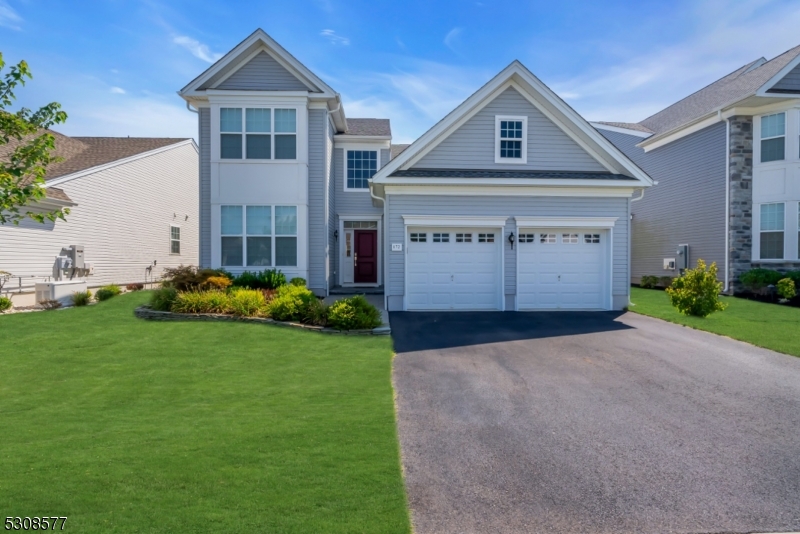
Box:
728, 116, 753, 293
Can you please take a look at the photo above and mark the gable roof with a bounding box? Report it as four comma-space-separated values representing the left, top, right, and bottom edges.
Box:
391, 144, 411, 159
343, 118, 391, 137
372, 60, 652, 190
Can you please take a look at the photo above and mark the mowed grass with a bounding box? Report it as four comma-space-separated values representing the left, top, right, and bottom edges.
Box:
0, 292, 409, 533
630, 287, 800, 357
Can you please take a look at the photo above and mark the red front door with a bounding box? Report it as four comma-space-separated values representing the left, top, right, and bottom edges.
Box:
354, 230, 378, 284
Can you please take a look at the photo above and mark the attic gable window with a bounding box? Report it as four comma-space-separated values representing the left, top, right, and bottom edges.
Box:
495, 115, 527, 164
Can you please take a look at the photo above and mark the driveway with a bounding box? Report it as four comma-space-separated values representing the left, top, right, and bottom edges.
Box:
391, 311, 800, 534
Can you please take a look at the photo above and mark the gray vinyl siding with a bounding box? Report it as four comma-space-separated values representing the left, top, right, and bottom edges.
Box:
199, 107, 211, 268
599, 123, 727, 282
380, 149, 390, 168
770, 63, 800, 92
333, 147, 383, 216
385, 195, 629, 304
308, 109, 326, 292
216, 51, 310, 91
413, 87, 606, 172
327, 121, 336, 290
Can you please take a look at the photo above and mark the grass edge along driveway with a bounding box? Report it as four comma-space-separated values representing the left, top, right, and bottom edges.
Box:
629, 287, 800, 357
0, 292, 410, 533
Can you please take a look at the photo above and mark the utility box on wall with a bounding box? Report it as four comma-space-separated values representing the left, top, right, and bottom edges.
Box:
676, 244, 689, 271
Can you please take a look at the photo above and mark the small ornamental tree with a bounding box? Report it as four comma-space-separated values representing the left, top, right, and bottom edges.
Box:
665, 259, 727, 317
777, 278, 796, 300
1, 52, 69, 225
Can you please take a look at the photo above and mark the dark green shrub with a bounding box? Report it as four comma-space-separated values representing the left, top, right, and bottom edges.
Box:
171, 291, 231, 314
658, 276, 674, 288
228, 288, 267, 317
784, 270, 800, 285
640, 275, 659, 289
0, 296, 11, 312
777, 278, 796, 300
95, 289, 115, 302
71, 290, 92, 307
232, 269, 287, 290
267, 285, 316, 321
739, 268, 784, 292
303, 298, 328, 326
665, 260, 726, 317
150, 287, 178, 311
289, 277, 306, 287
327, 295, 382, 330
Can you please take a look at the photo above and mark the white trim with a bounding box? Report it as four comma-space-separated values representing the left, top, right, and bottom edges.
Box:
514, 216, 618, 228
342, 146, 381, 192
371, 63, 653, 187
590, 122, 653, 138
206, 89, 311, 98
384, 185, 637, 197
338, 215, 382, 288
169, 223, 182, 256
334, 135, 392, 141
495, 115, 528, 164
214, 105, 300, 163
45, 139, 197, 187
402, 215, 509, 227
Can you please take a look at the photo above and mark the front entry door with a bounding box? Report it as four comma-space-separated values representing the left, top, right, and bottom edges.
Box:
354, 230, 378, 284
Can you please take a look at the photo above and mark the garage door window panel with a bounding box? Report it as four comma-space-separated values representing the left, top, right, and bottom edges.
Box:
479, 233, 495, 243
456, 233, 472, 242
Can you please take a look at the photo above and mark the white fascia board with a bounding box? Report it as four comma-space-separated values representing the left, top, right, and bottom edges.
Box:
402, 215, 509, 227
372, 62, 652, 187
205, 89, 311, 98
514, 216, 618, 228
756, 53, 800, 97
374, 176, 639, 187
383, 184, 636, 197
590, 122, 653, 138
45, 139, 196, 188
334, 135, 391, 142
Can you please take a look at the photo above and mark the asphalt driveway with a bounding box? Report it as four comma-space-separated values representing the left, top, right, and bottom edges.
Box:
391, 311, 800, 534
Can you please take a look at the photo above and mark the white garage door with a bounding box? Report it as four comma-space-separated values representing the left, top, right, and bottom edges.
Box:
406, 228, 502, 310
517, 229, 609, 310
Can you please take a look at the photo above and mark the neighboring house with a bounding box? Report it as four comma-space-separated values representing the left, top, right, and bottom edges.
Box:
0, 133, 199, 303
179, 29, 652, 311
594, 45, 800, 292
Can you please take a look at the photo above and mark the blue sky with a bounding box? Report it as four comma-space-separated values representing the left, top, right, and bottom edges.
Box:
2, 0, 800, 143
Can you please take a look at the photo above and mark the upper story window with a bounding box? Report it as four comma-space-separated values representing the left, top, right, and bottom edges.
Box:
495, 116, 527, 164
220, 107, 296, 160
346, 150, 378, 190
760, 112, 785, 163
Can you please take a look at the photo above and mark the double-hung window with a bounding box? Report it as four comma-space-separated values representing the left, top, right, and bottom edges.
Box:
760, 113, 785, 163
219, 108, 296, 160
170, 225, 181, 254
760, 203, 785, 259
220, 205, 298, 267
346, 150, 378, 190
495, 116, 527, 164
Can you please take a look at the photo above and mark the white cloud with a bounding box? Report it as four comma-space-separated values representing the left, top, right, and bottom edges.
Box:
444, 27, 463, 53
551, 0, 800, 122
110, 86, 126, 94
320, 29, 350, 46
173, 35, 222, 63
0, 0, 22, 31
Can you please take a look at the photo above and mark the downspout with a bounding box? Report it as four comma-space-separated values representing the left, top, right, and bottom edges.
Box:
724, 117, 730, 293
628, 186, 649, 306
186, 101, 199, 114
369, 182, 388, 310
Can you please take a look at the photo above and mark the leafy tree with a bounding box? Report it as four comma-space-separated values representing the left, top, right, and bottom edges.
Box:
665, 259, 727, 317
1, 52, 68, 225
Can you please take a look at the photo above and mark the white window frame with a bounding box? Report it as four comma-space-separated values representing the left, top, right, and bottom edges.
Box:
759, 112, 786, 164
219, 204, 298, 268
758, 202, 786, 260
219, 107, 299, 162
344, 147, 381, 192
495, 115, 528, 165
170, 225, 181, 255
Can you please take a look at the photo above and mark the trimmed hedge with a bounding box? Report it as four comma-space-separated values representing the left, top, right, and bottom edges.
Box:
327, 295, 382, 330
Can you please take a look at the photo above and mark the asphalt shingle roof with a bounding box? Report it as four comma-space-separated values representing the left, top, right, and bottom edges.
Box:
389, 169, 636, 180
390, 144, 411, 159
595, 122, 653, 134
343, 118, 391, 136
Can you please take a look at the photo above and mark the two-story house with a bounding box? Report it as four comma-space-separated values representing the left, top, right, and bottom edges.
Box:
595, 45, 800, 292
180, 29, 652, 311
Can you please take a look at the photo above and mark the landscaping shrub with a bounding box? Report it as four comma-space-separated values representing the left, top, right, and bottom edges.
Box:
658, 276, 674, 288
203, 275, 232, 291
172, 291, 232, 314
71, 290, 92, 307
267, 285, 317, 322
640, 275, 659, 289
150, 287, 178, 311
739, 268, 785, 292
777, 278, 796, 300
0, 296, 11, 312
39, 299, 62, 310
327, 295, 382, 330
161, 266, 226, 291
303, 298, 329, 326
96, 285, 122, 301
665, 259, 726, 317
231, 269, 287, 290
289, 277, 306, 287
228, 288, 267, 317
126, 283, 144, 291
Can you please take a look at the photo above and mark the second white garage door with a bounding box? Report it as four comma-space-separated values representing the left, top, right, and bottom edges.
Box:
406, 228, 502, 310
517, 229, 609, 310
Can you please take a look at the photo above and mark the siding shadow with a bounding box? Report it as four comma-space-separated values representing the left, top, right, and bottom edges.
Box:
390, 311, 632, 353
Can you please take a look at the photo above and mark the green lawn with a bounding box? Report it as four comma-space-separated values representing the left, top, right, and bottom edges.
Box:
0, 292, 410, 533
629, 287, 800, 357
